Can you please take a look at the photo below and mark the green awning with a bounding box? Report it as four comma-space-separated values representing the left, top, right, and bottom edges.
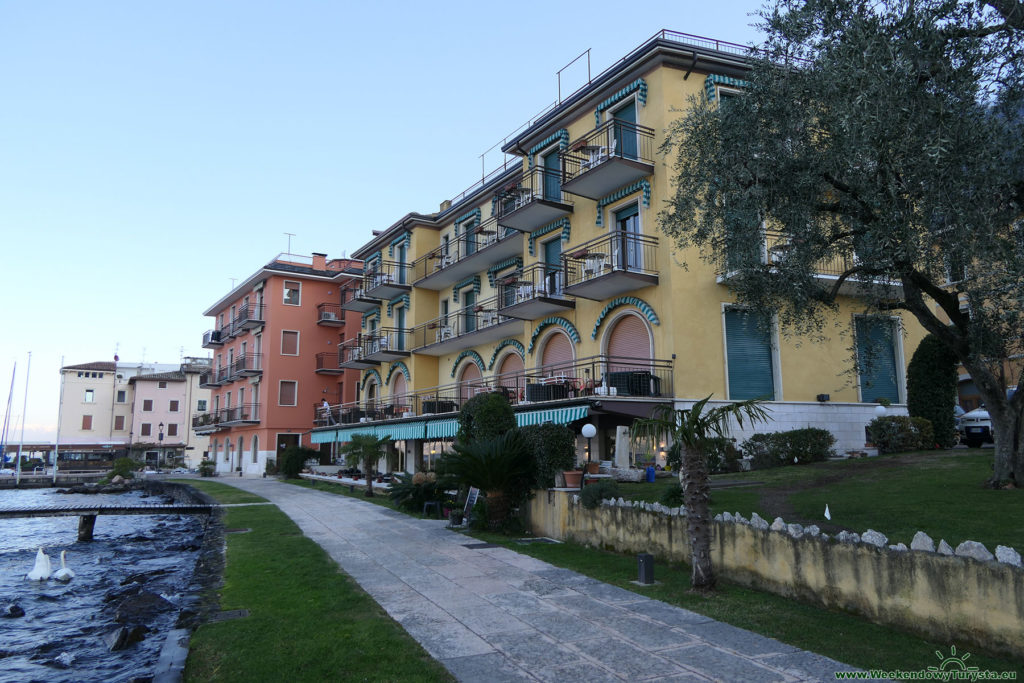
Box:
310, 429, 338, 444
516, 405, 589, 427
375, 421, 425, 441
336, 425, 379, 442
425, 418, 458, 439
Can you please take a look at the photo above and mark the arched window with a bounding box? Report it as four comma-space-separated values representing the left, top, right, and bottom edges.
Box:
459, 361, 483, 402
391, 372, 407, 415
604, 312, 656, 397
497, 352, 524, 399
251, 435, 259, 464
540, 331, 574, 375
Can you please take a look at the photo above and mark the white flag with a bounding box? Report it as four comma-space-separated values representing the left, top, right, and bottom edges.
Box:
824, 504, 831, 521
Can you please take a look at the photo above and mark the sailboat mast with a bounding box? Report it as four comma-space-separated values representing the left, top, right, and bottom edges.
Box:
0, 362, 15, 472
16, 351, 31, 486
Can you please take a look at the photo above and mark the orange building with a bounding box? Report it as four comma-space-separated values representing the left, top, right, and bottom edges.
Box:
193, 252, 362, 475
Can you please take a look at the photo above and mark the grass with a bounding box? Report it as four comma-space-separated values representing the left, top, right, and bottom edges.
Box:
177, 480, 453, 683
471, 531, 1024, 675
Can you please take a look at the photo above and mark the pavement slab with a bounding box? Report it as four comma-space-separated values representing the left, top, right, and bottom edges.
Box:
214, 477, 868, 682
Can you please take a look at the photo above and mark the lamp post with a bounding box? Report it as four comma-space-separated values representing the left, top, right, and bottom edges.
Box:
581, 423, 597, 467
158, 422, 164, 469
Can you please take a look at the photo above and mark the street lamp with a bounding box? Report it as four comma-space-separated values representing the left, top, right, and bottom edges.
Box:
158, 422, 164, 469
581, 423, 597, 466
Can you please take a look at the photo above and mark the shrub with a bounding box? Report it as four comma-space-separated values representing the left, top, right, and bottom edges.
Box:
910, 417, 935, 450
741, 433, 786, 470
740, 428, 836, 469
520, 423, 577, 489
442, 431, 535, 528
659, 484, 685, 508
702, 437, 743, 474
907, 334, 959, 448
110, 457, 136, 479
456, 391, 515, 445
868, 416, 921, 454
198, 459, 216, 477
279, 445, 320, 479
388, 471, 455, 512
580, 479, 620, 509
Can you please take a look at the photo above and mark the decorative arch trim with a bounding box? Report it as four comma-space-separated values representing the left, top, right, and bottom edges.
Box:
488, 339, 526, 369
361, 307, 381, 329
385, 361, 411, 385
487, 256, 523, 286
595, 180, 651, 226
594, 78, 647, 125
450, 350, 486, 378
361, 369, 382, 390
528, 129, 569, 167
527, 317, 581, 353
704, 74, 749, 101
455, 208, 481, 230
590, 297, 660, 340
452, 275, 481, 303
387, 232, 411, 257
386, 293, 409, 316
527, 218, 572, 256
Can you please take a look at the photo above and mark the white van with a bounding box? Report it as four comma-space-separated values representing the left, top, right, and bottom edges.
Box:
960, 388, 1017, 448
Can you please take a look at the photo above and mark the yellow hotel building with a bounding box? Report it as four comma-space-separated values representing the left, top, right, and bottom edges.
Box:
311, 30, 925, 471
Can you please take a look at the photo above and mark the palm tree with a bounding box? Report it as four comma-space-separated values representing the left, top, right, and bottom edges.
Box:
631, 396, 769, 591
441, 430, 534, 529
340, 433, 391, 497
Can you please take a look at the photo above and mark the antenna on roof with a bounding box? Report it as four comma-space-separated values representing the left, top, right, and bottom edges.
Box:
284, 232, 296, 254
229, 277, 237, 288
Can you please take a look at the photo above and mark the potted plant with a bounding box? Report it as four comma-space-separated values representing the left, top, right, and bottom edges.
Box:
562, 467, 583, 488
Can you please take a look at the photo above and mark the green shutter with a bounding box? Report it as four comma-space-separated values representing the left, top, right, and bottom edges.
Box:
725, 310, 775, 400
856, 318, 899, 403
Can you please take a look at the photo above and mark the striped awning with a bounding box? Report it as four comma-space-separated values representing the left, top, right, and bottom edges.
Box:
376, 421, 425, 441
310, 429, 338, 444
425, 418, 458, 439
516, 404, 589, 427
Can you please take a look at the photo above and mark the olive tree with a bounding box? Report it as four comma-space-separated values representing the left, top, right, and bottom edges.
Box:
662, 0, 1024, 485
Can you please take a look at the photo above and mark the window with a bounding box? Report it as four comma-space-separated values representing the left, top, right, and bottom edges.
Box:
724, 308, 776, 400
197, 399, 207, 412
283, 280, 301, 306
169, 400, 179, 412
81, 415, 93, 430
84, 389, 94, 403
114, 415, 125, 431
143, 399, 153, 412
278, 380, 298, 406
281, 330, 299, 356
77, 372, 83, 377
856, 317, 901, 404
158, 381, 167, 389
116, 390, 126, 403
141, 423, 152, 437
167, 423, 178, 437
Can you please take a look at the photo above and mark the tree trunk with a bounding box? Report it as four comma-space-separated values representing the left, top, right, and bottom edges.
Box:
960, 357, 1024, 486
484, 491, 509, 530
364, 456, 374, 497
680, 445, 715, 590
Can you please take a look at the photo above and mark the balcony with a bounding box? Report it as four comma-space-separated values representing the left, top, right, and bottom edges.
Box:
496, 263, 575, 320
232, 303, 265, 334
316, 303, 345, 327
563, 230, 659, 300
363, 260, 411, 299
202, 329, 223, 348
363, 328, 412, 363
220, 403, 261, 426
219, 321, 236, 341
339, 287, 381, 314
409, 295, 523, 356
191, 410, 222, 433
200, 367, 229, 387
411, 217, 524, 291
315, 351, 345, 375
337, 339, 380, 369
231, 353, 263, 378
561, 120, 656, 200
494, 166, 573, 233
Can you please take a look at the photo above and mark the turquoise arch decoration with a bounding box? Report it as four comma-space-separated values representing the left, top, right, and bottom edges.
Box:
385, 361, 411, 385
387, 232, 411, 257
452, 275, 481, 303
527, 218, 571, 256
487, 256, 523, 286
595, 180, 651, 226
704, 74, 749, 101
527, 129, 569, 167
455, 208, 481, 230
450, 350, 486, 378
361, 307, 381, 329
386, 293, 409, 317
594, 78, 647, 125
590, 297, 660, 340
361, 368, 382, 390
527, 317, 581, 354
488, 339, 526, 369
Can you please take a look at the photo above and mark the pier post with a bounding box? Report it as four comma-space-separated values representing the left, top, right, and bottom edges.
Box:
78, 514, 96, 541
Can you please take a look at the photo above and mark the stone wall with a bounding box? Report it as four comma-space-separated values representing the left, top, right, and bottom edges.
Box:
525, 490, 1024, 659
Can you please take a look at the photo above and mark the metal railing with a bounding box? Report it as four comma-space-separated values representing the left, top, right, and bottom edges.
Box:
561, 119, 655, 183
229, 353, 262, 378
722, 231, 856, 278
316, 351, 343, 372
314, 354, 673, 429
409, 217, 517, 282
202, 329, 222, 346
409, 295, 514, 349
364, 327, 412, 355
494, 166, 573, 220
563, 230, 659, 287
221, 403, 261, 423
364, 260, 411, 290
316, 303, 345, 324
231, 303, 265, 333
497, 262, 567, 307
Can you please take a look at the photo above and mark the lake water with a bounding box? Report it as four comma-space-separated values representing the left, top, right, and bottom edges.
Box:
0, 486, 207, 683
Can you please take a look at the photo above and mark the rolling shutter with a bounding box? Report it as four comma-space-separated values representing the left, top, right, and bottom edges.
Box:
606, 314, 650, 372
541, 332, 574, 374
856, 318, 900, 403
459, 362, 482, 401
725, 309, 775, 400
391, 372, 407, 406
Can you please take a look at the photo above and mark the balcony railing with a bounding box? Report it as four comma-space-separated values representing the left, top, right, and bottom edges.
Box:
232, 303, 265, 334
200, 366, 230, 387
496, 262, 575, 320
563, 230, 659, 300
340, 286, 382, 313
316, 303, 345, 326
561, 119, 656, 199
191, 410, 222, 430
315, 351, 345, 374
220, 403, 261, 425
494, 166, 573, 232
409, 295, 523, 355
363, 260, 411, 299
314, 354, 673, 429
410, 218, 523, 290
219, 321, 236, 341
363, 327, 412, 362
202, 329, 223, 348
337, 338, 380, 369
230, 353, 263, 379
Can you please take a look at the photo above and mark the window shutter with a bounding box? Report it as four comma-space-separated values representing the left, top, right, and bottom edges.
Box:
607, 315, 650, 372
541, 332, 574, 373
856, 318, 899, 403
725, 310, 775, 400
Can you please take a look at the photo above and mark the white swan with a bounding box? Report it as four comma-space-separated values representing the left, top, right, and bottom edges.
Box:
26, 547, 52, 581
53, 550, 74, 582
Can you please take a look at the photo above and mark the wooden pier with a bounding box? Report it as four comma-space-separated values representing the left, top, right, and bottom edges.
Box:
0, 503, 215, 540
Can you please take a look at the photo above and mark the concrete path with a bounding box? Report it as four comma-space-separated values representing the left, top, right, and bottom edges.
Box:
215, 477, 863, 682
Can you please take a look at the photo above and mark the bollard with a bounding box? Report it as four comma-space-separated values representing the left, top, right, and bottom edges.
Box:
637, 552, 654, 584
78, 514, 97, 542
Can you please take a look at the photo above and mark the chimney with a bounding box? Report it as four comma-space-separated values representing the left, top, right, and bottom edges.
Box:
439, 199, 452, 212
312, 252, 327, 270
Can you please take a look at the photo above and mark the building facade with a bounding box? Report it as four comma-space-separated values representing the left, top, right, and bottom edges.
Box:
129, 362, 211, 468
194, 252, 363, 475
310, 30, 928, 470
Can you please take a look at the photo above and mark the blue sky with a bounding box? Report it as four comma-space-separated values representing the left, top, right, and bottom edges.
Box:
0, 1, 765, 441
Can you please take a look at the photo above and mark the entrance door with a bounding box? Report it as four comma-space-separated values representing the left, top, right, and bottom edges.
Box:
277, 434, 299, 461
614, 203, 641, 270
542, 149, 561, 201
396, 307, 407, 351
612, 102, 637, 159
463, 291, 476, 333
543, 238, 562, 295
396, 244, 407, 284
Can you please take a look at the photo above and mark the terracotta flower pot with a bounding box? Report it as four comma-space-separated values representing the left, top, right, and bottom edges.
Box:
585, 462, 600, 474
563, 470, 583, 488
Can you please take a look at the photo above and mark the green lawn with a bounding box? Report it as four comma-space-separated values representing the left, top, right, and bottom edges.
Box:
177, 480, 452, 683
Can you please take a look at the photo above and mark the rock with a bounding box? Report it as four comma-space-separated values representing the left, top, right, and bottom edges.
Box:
889, 543, 908, 552
734, 513, 748, 524
836, 531, 860, 544
955, 540, 995, 562
722, 512, 734, 523
104, 624, 150, 651
910, 531, 935, 552
113, 590, 174, 624
938, 539, 955, 555
770, 517, 786, 532
120, 568, 169, 586
787, 523, 804, 538
111, 475, 125, 485
749, 512, 769, 531
670, 507, 681, 516
995, 546, 1022, 567
2, 604, 25, 618
805, 525, 820, 537
616, 497, 626, 507
714, 513, 723, 522
54, 652, 75, 668
861, 529, 888, 548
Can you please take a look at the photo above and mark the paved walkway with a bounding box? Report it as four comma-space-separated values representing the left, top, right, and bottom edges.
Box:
216, 477, 864, 682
